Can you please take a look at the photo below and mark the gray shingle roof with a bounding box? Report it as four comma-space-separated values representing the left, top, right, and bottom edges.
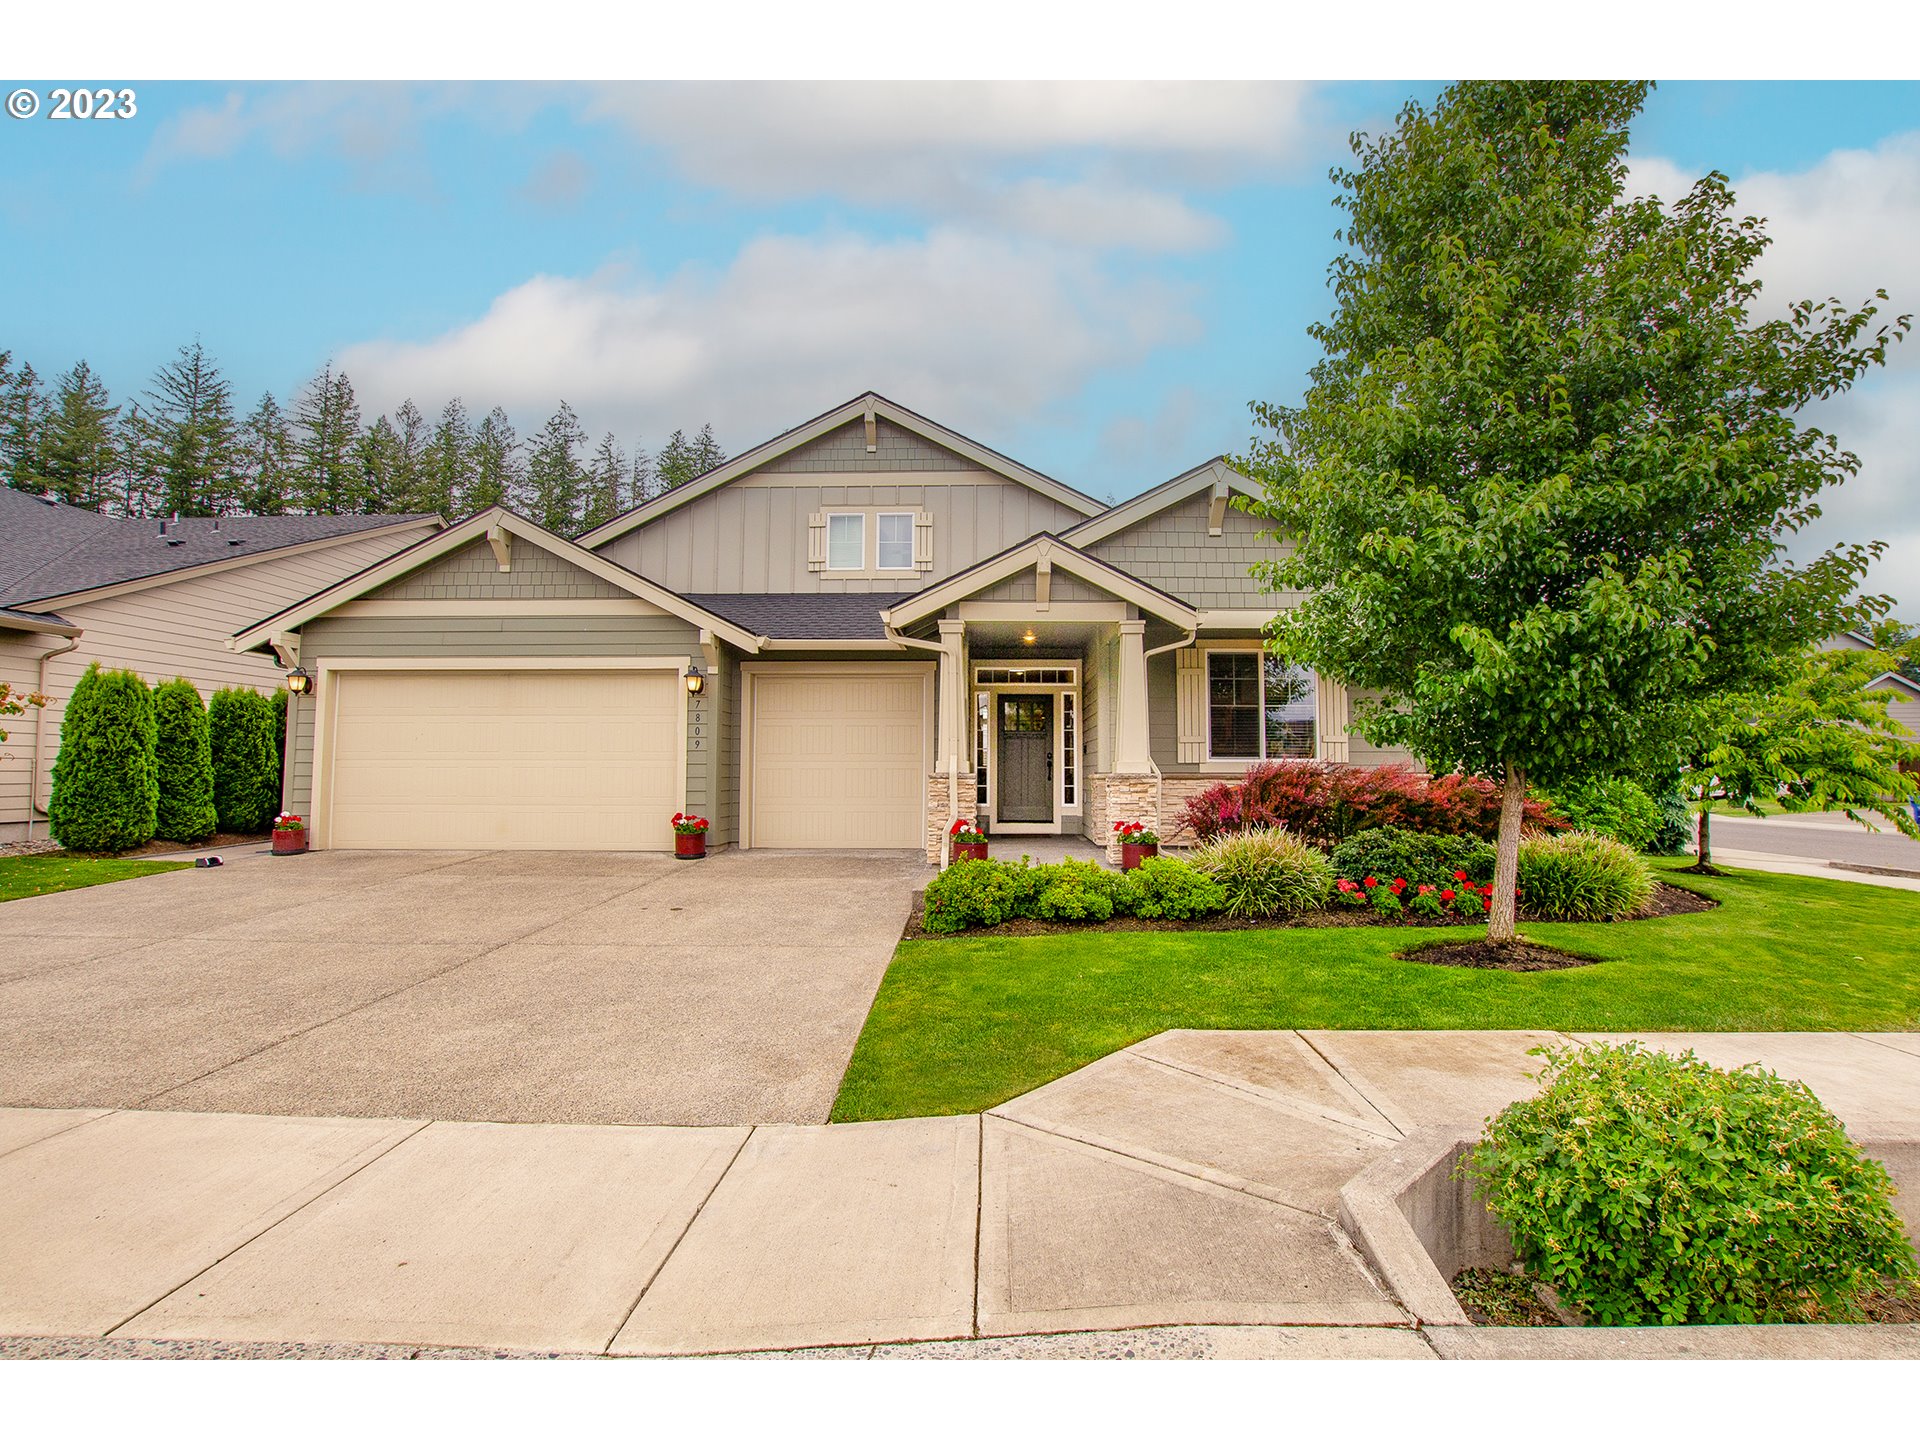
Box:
0, 488, 437, 608
681, 592, 919, 640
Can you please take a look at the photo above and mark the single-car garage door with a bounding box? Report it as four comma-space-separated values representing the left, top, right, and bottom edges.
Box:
323, 667, 682, 850
750, 668, 928, 848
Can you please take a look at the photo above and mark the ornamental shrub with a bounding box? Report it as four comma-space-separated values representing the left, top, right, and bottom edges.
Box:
47, 663, 158, 853
152, 678, 217, 842
1184, 761, 1563, 847
1330, 826, 1496, 891
921, 858, 1033, 933
1121, 856, 1226, 920
1189, 828, 1334, 918
208, 687, 281, 833
1545, 777, 1661, 851
1462, 1043, 1916, 1325
1516, 831, 1655, 920
1031, 859, 1121, 923
1647, 784, 1693, 856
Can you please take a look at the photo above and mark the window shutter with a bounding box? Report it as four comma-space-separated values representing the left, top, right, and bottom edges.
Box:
807, 511, 826, 571
1176, 648, 1206, 763
914, 513, 934, 571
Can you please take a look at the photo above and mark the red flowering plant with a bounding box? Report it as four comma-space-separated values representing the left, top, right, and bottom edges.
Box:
671, 812, 710, 836
949, 816, 987, 846
1112, 820, 1161, 846
272, 811, 305, 833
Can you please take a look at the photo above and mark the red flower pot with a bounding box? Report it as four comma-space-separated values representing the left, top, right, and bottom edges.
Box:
951, 841, 989, 863
1119, 841, 1157, 871
675, 832, 707, 860
271, 829, 307, 856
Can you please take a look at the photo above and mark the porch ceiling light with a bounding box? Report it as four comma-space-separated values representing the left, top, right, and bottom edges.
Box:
684, 664, 706, 695
1021, 629, 1037, 645
285, 666, 312, 695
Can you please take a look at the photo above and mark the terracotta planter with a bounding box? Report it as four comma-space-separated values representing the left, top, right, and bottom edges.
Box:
674, 832, 707, 860
271, 829, 308, 856
1119, 841, 1157, 871
951, 841, 989, 864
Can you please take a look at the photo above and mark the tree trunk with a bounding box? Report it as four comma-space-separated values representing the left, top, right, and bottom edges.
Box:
1696, 806, 1711, 869
1489, 760, 1526, 942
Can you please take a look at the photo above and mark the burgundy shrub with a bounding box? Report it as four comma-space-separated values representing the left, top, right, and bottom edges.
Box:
1181, 762, 1567, 848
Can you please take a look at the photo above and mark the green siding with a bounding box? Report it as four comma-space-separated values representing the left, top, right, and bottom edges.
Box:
369, 537, 629, 601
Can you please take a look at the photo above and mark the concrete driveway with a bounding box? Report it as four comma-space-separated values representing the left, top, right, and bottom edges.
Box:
0, 848, 923, 1126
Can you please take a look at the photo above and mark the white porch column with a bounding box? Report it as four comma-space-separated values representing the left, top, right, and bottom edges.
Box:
1113, 619, 1153, 775
937, 619, 966, 771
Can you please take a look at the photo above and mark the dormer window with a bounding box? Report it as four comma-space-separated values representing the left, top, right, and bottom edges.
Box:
876, 512, 915, 571
826, 513, 865, 570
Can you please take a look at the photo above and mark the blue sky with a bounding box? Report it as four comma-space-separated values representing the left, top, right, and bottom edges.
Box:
4, 80, 1917, 606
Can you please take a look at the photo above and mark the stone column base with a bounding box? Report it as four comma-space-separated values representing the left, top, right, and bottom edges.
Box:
924, 769, 976, 867
1093, 772, 1161, 862
1156, 775, 1222, 847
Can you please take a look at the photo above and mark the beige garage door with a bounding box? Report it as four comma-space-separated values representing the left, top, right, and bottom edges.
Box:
325, 668, 681, 850
751, 669, 927, 848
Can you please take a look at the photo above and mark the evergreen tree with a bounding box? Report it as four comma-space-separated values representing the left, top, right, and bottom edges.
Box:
292, 362, 363, 513
466, 406, 519, 512
526, 401, 587, 534
114, 402, 161, 516
629, 444, 655, 506
208, 687, 280, 833
239, 393, 294, 515
691, 422, 727, 477
654, 428, 697, 491
1, 352, 49, 494
152, 677, 218, 842
41, 360, 121, 510
47, 663, 159, 853
389, 398, 431, 512
352, 415, 404, 513
422, 398, 473, 518
580, 431, 628, 533
138, 340, 241, 515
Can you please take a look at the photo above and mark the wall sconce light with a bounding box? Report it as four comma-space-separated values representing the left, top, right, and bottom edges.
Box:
684, 664, 706, 696
285, 666, 312, 695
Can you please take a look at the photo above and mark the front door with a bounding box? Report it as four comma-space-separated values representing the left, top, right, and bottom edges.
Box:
997, 695, 1054, 824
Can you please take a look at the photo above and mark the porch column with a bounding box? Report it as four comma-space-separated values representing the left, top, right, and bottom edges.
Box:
925, 619, 974, 866
937, 619, 966, 770
1112, 620, 1153, 775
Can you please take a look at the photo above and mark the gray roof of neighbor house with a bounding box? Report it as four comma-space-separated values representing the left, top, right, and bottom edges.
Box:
0, 487, 439, 609
682, 592, 919, 640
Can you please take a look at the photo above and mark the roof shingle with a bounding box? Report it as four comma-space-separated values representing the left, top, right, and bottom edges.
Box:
681, 592, 917, 640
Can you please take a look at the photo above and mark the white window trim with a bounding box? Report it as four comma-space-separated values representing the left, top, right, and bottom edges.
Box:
1202, 642, 1316, 764
824, 511, 866, 572
874, 510, 917, 573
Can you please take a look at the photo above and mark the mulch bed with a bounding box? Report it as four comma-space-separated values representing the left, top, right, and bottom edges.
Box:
1401, 938, 1602, 972
56, 832, 269, 861
1453, 1267, 1920, 1326
902, 879, 1717, 942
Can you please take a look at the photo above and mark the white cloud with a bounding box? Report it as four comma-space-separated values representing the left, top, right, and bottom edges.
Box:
517, 149, 592, 210
334, 228, 1201, 461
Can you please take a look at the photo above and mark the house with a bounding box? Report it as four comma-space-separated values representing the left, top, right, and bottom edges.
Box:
0, 487, 442, 842
234, 393, 1414, 863
1821, 630, 1920, 755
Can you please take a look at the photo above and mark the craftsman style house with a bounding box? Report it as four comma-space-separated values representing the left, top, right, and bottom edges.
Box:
234, 394, 1413, 863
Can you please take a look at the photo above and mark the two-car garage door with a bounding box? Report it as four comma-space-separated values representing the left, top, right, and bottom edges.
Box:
323, 668, 681, 850
749, 669, 928, 849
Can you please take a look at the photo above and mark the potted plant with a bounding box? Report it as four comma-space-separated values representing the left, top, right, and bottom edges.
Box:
949, 817, 988, 864
672, 812, 710, 859
271, 812, 308, 856
1113, 820, 1160, 870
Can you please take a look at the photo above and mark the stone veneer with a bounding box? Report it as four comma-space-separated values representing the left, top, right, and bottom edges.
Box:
924, 770, 978, 866
1089, 772, 1161, 862
1156, 776, 1222, 847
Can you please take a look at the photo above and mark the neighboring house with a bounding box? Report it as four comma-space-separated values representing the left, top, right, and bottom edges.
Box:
1821, 630, 1920, 753
0, 487, 442, 842
235, 393, 1415, 863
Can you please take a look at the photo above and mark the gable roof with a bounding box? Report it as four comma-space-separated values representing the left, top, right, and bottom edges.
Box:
879, 532, 1197, 631
0, 487, 441, 609
0, 604, 82, 638
1867, 669, 1920, 700
682, 592, 916, 641
1062, 456, 1261, 548
229, 507, 768, 655
577, 392, 1107, 548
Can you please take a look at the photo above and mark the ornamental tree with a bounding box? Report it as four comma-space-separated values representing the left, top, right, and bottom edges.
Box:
208, 687, 280, 833
0, 680, 47, 746
1244, 80, 1908, 940
47, 663, 158, 853
153, 678, 218, 843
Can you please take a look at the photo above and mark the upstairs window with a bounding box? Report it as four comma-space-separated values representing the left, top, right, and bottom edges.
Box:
1207, 651, 1316, 761
826, 512, 865, 570
876, 512, 915, 570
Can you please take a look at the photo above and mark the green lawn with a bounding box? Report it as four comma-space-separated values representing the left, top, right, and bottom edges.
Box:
0, 853, 191, 903
831, 862, 1920, 1123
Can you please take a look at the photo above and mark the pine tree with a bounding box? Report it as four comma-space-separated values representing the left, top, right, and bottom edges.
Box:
1, 353, 49, 494
423, 398, 473, 518
629, 444, 655, 506
579, 431, 628, 533
41, 360, 121, 509
353, 415, 404, 513
654, 428, 696, 491
526, 402, 587, 534
114, 402, 160, 515
691, 422, 727, 477
466, 406, 519, 512
138, 340, 242, 516
239, 393, 294, 515
389, 398, 431, 512
292, 362, 363, 513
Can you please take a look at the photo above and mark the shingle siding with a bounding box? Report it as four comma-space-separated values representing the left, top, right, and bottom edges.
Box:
759, 418, 977, 473
370, 538, 629, 602
1086, 494, 1300, 609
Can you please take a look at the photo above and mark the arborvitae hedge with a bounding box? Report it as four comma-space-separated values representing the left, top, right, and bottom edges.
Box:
47, 663, 158, 853
153, 677, 218, 842
209, 687, 280, 833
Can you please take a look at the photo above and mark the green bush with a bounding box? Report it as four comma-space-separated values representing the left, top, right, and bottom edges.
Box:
1647, 785, 1693, 856
1545, 777, 1662, 851
1121, 856, 1226, 920
921, 858, 1031, 933
1517, 830, 1655, 919
1462, 1043, 1916, 1325
152, 678, 218, 842
1330, 825, 1496, 890
208, 687, 281, 833
47, 664, 159, 853
1031, 859, 1121, 923
1189, 828, 1334, 919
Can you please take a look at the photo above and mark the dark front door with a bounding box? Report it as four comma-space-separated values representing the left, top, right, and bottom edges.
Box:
997, 695, 1054, 824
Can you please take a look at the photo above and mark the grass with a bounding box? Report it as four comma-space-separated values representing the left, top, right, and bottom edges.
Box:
830, 861, 1920, 1122
0, 853, 190, 903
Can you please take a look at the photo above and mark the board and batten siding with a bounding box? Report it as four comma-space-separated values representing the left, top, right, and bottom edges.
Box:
590, 421, 1088, 594
1086, 493, 1299, 610
0, 523, 436, 840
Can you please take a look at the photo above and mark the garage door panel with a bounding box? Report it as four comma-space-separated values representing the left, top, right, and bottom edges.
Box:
751, 670, 925, 849
326, 669, 681, 851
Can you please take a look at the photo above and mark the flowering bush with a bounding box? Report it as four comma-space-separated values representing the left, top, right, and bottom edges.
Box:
1112, 820, 1160, 846
1330, 826, 1496, 891
948, 816, 987, 845
671, 812, 710, 836
1184, 761, 1564, 847
272, 812, 305, 833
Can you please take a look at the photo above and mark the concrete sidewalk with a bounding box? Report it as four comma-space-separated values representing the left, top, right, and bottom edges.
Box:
3, 1030, 1917, 1358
